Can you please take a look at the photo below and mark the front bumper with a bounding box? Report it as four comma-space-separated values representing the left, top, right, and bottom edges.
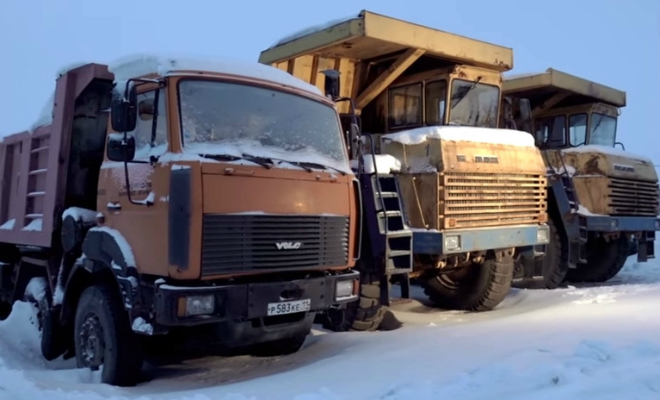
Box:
154, 270, 360, 327
581, 215, 660, 233
412, 224, 550, 255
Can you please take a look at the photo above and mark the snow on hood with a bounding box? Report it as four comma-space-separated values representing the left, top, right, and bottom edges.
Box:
381, 125, 537, 147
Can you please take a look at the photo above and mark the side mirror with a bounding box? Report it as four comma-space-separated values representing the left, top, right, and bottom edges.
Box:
321, 69, 341, 100
107, 133, 136, 162
111, 81, 138, 133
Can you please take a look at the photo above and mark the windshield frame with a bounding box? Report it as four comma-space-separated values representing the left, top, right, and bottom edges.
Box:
588, 112, 618, 147
447, 78, 501, 128
173, 76, 350, 170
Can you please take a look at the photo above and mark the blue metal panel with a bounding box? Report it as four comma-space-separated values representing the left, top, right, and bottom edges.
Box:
583, 215, 660, 232
413, 224, 549, 255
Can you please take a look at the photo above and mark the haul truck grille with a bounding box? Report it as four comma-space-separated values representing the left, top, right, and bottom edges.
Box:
440, 172, 547, 229
608, 178, 659, 216
200, 214, 349, 276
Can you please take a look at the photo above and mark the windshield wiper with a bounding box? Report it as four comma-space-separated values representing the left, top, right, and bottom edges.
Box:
240, 153, 274, 169
198, 153, 273, 169
292, 160, 347, 176
450, 76, 482, 111
199, 153, 242, 162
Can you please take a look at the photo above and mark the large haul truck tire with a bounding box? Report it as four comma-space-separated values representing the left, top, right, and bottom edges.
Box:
565, 236, 630, 283
421, 257, 514, 311
322, 280, 386, 332
74, 283, 143, 386
538, 219, 569, 289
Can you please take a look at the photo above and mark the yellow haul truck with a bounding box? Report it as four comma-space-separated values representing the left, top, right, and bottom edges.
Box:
0, 56, 361, 386
502, 68, 660, 286
259, 11, 550, 330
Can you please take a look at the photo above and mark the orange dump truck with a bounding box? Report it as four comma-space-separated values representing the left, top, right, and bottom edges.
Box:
0, 55, 360, 386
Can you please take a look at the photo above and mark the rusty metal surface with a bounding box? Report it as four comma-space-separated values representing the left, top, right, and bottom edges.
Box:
259, 10, 514, 71
0, 64, 113, 248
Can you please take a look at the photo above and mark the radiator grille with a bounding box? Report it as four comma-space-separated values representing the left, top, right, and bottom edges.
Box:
608, 178, 659, 216
200, 214, 349, 276
441, 173, 547, 229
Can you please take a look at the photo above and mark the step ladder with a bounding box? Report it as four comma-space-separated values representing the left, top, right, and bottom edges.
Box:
370, 173, 413, 304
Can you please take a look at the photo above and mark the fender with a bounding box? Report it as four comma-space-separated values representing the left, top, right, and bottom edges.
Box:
60, 226, 143, 331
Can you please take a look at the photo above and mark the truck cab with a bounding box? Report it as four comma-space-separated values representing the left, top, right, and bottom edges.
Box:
503, 68, 660, 284
259, 11, 550, 326
0, 56, 360, 386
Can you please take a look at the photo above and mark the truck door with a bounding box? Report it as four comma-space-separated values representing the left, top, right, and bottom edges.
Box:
98, 86, 171, 276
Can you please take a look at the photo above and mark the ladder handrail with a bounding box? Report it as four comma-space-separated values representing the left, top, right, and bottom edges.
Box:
361, 134, 389, 235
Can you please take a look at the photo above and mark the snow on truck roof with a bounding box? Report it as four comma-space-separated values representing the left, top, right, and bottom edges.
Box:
3, 53, 322, 139
260, 10, 514, 72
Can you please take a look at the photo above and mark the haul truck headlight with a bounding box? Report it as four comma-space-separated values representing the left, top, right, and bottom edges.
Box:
537, 227, 550, 244
178, 294, 215, 317
335, 280, 357, 301
444, 235, 461, 251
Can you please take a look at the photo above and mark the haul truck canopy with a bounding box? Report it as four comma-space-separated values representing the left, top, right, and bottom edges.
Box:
503, 68, 626, 114
259, 10, 514, 114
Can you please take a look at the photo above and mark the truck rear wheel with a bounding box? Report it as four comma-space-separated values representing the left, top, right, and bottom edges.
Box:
565, 236, 630, 283
322, 280, 386, 332
421, 257, 514, 311
74, 283, 143, 386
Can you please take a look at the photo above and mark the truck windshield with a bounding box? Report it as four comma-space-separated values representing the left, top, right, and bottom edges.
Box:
448, 79, 500, 128
177, 80, 349, 171
589, 113, 617, 147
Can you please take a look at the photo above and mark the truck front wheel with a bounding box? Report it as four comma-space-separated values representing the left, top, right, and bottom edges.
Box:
565, 236, 630, 283
421, 257, 514, 311
74, 283, 143, 386
322, 280, 387, 332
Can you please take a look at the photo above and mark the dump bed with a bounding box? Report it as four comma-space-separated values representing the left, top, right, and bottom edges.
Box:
259, 10, 513, 112
0, 64, 114, 247
503, 68, 626, 109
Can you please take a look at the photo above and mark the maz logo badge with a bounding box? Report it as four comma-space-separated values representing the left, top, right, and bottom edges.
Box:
275, 242, 302, 250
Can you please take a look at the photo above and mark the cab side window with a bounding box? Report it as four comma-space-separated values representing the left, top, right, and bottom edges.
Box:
127, 88, 168, 160
535, 115, 566, 148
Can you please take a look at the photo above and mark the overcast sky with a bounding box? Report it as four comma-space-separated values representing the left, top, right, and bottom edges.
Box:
1, 0, 658, 161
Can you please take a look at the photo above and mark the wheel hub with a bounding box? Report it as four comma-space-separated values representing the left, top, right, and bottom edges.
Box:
79, 313, 105, 370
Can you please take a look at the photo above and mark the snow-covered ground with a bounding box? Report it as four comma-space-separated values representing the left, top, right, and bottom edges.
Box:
2, 252, 660, 400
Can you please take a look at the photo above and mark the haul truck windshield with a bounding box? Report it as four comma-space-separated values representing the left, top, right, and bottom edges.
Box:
448, 78, 501, 127
177, 79, 349, 171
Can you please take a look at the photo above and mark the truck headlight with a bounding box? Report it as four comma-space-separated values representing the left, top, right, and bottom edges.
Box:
444, 235, 461, 251
537, 227, 550, 244
178, 294, 215, 317
335, 280, 356, 301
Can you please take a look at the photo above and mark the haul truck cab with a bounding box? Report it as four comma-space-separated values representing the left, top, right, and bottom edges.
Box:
502, 68, 660, 286
0, 56, 360, 386
259, 10, 550, 330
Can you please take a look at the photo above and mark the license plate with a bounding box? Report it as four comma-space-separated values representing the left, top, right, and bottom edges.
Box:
267, 299, 311, 316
